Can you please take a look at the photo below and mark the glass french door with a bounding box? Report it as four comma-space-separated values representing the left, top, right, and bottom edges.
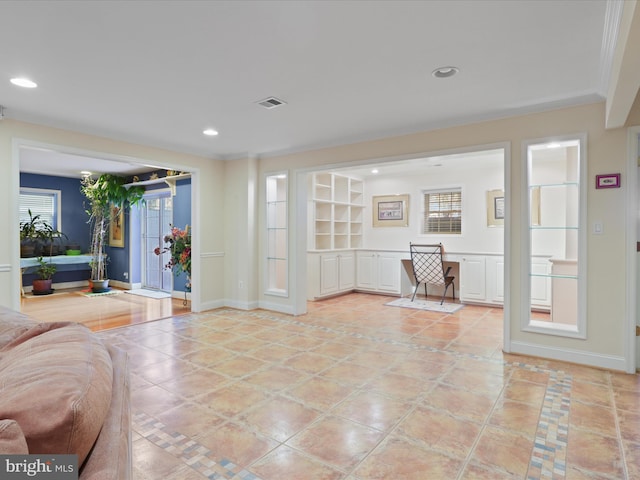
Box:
142, 191, 173, 291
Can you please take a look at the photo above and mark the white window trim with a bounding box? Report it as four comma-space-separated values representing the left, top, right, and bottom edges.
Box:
419, 185, 463, 236
19, 187, 62, 232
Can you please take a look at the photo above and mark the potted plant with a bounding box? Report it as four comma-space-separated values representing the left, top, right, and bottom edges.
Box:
19, 209, 65, 257
81, 174, 144, 293
35, 221, 66, 257
19, 209, 43, 257
31, 256, 57, 295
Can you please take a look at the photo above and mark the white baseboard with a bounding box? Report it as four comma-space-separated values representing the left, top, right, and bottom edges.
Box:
223, 299, 260, 311
193, 298, 291, 315
109, 279, 131, 290
509, 340, 627, 372
196, 298, 225, 312
258, 300, 295, 315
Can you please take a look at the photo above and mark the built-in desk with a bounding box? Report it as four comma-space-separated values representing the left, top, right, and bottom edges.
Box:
309, 249, 500, 304
308, 249, 552, 309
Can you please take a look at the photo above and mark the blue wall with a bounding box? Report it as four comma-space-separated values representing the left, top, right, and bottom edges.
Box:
20, 173, 90, 252
20, 173, 91, 286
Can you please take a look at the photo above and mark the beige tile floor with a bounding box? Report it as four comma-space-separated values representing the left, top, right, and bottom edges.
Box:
96, 293, 640, 479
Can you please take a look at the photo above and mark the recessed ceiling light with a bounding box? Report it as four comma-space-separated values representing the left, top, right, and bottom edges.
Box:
371, 169, 379, 174
431, 66, 459, 79
10, 77, 37, 88
203, 128, 219, 136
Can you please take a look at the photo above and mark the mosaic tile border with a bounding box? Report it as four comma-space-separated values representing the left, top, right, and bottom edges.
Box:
134, 412, 263, 480
527, 371, 572, 479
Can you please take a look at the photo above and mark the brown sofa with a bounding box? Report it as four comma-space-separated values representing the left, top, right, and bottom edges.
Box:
0, 306, 131, 479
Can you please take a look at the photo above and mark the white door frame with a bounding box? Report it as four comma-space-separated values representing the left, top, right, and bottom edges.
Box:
626, 126, 639, 372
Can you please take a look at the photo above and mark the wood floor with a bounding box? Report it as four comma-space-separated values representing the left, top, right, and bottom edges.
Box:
20, 287, 191, 331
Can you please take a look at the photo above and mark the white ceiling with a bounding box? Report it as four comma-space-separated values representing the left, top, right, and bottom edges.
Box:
1, 0, 619, 177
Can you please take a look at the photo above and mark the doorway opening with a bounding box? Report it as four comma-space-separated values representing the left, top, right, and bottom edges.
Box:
300, 146, 507, 332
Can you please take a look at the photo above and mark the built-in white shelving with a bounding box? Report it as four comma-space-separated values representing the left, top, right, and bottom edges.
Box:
309, 172, 364, 250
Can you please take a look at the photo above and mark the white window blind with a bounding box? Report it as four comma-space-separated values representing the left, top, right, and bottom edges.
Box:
19, 189, 60, 230
422, 189, 462, 234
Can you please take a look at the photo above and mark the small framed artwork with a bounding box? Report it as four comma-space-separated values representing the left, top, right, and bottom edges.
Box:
109, 205, 125, 247
595, 173, 620, 189
487, 187, 540, 227
486, 190, 504, 227
372, 194, 409, 227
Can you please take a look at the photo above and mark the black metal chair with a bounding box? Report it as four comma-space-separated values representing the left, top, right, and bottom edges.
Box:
409, 243, 455, 304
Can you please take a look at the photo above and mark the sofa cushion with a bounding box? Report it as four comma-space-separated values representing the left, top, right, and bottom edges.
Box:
0, 306, 35, 348
0, 322, 113, 465
0, 419, 29, 454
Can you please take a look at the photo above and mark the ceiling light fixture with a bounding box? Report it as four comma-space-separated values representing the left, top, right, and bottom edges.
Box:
431, 66, 459, 79
203, 128, 219, 136
371, 169, 379, 174
10, 77, 37, 88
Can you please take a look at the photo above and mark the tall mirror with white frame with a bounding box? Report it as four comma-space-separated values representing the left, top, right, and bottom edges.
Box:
522, 136, 586, 337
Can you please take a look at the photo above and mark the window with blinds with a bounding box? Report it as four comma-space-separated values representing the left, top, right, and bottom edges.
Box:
422, 189, 462, 234
19, 188, 61, 230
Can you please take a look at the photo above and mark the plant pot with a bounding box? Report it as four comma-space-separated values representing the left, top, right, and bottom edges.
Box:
20, 244, 35, 258
90, 279, 110, 293
32, 278, 53, 295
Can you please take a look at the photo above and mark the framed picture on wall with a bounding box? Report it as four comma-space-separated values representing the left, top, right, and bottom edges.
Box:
486, 190, 504, 227
109, 205, 125, 247
486, 187, 540, 227
373, 194, 409, 227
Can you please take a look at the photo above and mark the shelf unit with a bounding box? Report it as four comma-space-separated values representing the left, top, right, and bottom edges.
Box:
266, 174, 288, 296
310, 172, 364, 250
124, 173, 191, 196
529, 180, 578, 321
529, 181, 579, 279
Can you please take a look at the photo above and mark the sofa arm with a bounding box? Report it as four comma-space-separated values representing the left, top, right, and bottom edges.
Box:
79, 344, 131, 480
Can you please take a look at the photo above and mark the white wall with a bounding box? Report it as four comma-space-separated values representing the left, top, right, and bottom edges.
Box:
360, 159, 504, 253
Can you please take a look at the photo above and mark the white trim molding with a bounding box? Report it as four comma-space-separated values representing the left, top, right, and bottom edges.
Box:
626, 126, 640, 373
258, 299, 296, 315
510, 341, 627, 372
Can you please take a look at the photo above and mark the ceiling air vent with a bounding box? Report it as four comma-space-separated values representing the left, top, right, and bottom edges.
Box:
256, 97, 287, 109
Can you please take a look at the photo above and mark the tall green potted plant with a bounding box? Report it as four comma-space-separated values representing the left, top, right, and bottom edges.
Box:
81, 174, 145, 292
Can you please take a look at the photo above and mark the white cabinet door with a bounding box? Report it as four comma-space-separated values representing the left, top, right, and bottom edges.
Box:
338, 253, 355, 291
377, 252, 401, 294
486, 256, 505, 303
319, 254, 339, 296
356, 252, 377, 290
460, 255, 486, 301
355, 251, 401, 294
